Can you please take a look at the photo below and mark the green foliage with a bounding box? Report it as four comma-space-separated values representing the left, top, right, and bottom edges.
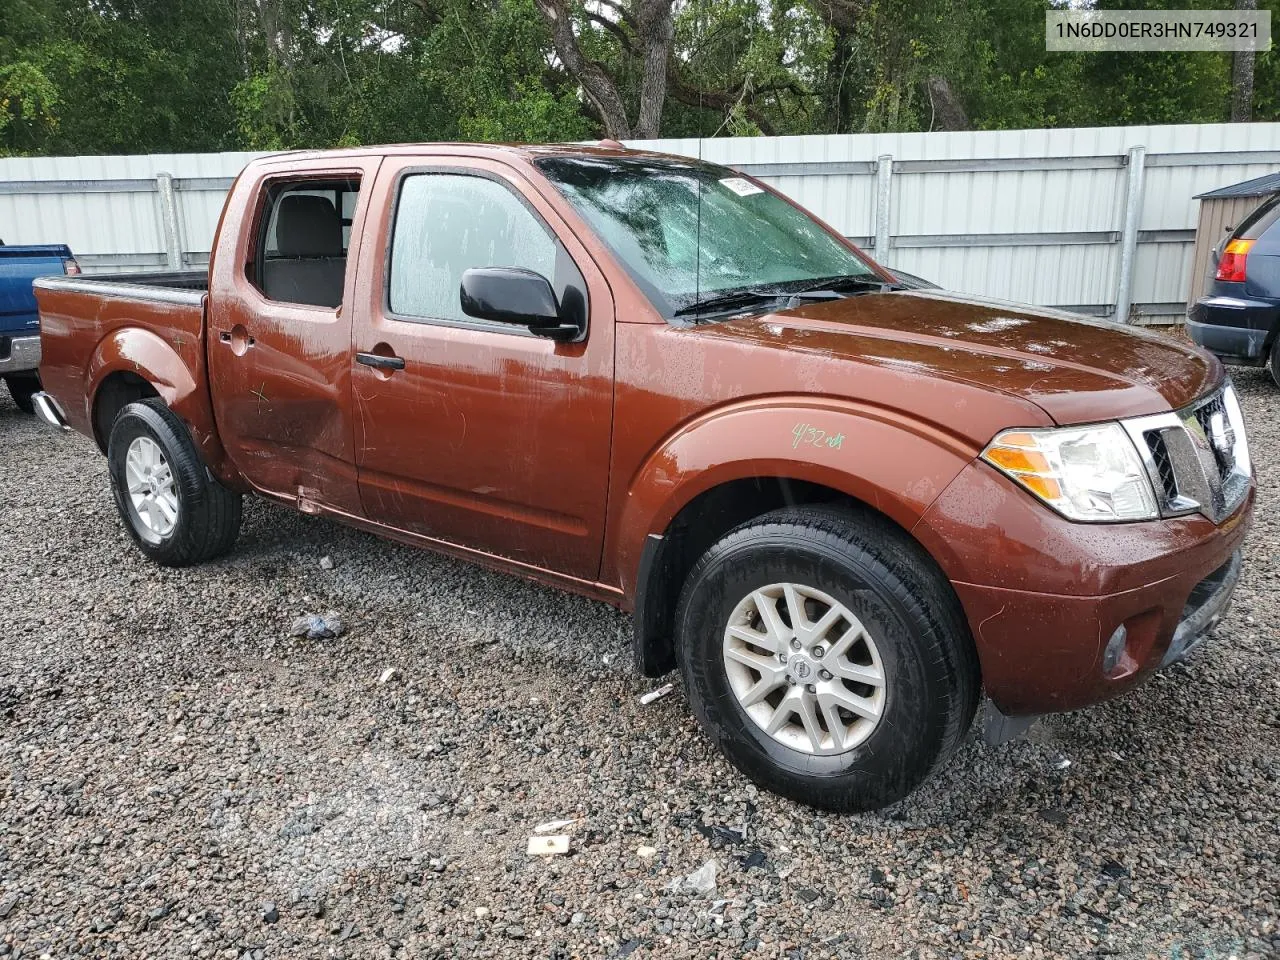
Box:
0, 61, 60, 150
420, 0, 592, 144
230, 69, 299, 151
0, 0, 1274, 156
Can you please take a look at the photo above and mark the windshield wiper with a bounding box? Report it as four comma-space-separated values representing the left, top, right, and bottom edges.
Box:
791, 274, 902, 295
672, 274, 900, 319
672, 288, 790, 317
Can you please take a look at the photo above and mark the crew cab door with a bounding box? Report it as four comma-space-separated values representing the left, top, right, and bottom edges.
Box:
208, 157, 381, 515
350, 156, 615, 580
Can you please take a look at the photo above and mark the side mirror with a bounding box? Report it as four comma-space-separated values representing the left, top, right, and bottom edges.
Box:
460, 267, 581, 340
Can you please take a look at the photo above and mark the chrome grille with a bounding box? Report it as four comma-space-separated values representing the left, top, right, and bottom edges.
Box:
1190, 394, 1232, 475
1145, 431, 1178, 503
1123, 382, 1252, 524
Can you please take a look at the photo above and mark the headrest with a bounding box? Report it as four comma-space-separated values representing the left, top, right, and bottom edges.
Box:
276, 194, 342, 258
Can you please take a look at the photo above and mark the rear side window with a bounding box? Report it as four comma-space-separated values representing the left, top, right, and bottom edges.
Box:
1236, 194, 1280, 240
388, 174, 559, 323
251, 177, 361, 308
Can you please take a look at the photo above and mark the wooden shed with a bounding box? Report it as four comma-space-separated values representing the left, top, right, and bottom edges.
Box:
1188, 171, 1280, 307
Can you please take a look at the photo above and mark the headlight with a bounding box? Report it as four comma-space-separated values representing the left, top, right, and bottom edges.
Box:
982, 422, 1158, 522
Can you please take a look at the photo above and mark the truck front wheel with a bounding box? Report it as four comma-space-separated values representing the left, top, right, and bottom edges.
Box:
4, 373, 40, 414
106, 399, 242, 566
675, 505, 979, 812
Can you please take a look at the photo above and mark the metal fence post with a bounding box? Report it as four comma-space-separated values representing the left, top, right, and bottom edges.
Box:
874, 154, 894, 263
154, 172, 184, 271
1113, 145, 1147, 324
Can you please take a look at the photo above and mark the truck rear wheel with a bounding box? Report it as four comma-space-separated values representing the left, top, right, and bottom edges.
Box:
4, 373, 40, 415
106, 399, 242, 566
675, 505, 979, 812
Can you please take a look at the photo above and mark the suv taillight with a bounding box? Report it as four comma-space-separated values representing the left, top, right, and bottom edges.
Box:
1215, 239, 1253, 283
63, 258, 81, 276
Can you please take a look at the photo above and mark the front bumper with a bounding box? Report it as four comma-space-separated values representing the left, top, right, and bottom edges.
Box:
914, 463, 1254, 717
0, 334, 40, 376
1158, 548, 1240, 667
1187, 295, 1279, 365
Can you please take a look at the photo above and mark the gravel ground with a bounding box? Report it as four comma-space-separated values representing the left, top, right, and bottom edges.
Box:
2, 366, 1278, 960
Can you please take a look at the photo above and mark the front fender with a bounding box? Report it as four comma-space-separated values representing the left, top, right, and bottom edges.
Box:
87, 328, 233, 481
608, 396, 979, 598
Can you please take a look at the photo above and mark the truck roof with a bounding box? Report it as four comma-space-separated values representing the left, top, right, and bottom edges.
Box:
244, 141, 696, 171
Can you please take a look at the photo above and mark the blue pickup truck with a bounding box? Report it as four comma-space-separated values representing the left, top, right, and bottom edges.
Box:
0, 242, 80, 413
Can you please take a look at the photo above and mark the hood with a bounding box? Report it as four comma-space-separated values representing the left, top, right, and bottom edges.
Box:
708, 290, 1221, 425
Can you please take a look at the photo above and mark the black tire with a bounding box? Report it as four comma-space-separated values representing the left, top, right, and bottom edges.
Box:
4, 373, 40, 415
1269, 337, 1280, 389
675, 505, 979, 812
107, 398, 242, 566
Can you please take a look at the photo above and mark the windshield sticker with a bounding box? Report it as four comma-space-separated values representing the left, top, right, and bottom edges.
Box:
719, 177, 764, 197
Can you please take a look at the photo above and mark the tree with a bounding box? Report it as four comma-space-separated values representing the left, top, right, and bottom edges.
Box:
532, 0, 820, 139
533, 0, 674, 138
2, 0, 1279, 158
1231, 0, 1258, 121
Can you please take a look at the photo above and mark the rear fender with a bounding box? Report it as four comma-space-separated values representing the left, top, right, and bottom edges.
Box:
609, 397, 978, 598
87, 328, 237, 485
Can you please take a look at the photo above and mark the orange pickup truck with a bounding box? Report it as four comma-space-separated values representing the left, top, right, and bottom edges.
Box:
33, 143, 1254, 811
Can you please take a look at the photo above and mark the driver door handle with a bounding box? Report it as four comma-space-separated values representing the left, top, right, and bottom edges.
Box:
356, 352, 405, 371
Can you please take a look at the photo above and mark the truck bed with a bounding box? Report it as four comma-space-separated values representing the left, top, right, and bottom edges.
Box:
34, 270, 211, 445
39, 270, 209, 301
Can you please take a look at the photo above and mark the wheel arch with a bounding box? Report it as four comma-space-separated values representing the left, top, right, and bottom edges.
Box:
86, 328, 237, 485
91, 370, 160, 452
621, 400, 979, 677
632, 477, 975, 678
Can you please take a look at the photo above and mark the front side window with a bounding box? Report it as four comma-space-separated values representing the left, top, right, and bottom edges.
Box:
535, 156, 877, 318
389, 174, 558, 323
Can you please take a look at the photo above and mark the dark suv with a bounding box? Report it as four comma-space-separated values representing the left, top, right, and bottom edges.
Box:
1189, 194, 1280, 383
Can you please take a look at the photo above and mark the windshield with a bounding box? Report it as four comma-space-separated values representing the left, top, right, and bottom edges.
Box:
535, 155, 879, 318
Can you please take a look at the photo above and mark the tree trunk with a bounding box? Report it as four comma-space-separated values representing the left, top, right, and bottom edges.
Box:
634, 0, 675, 139
813, 1, 866, 133
1231, 0, 1258, 122
925, 76, 970, 131
534, 0, 633, 138
824, 26, 855, 133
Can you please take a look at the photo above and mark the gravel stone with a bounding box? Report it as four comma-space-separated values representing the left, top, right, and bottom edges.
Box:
1, 363, 1278, 958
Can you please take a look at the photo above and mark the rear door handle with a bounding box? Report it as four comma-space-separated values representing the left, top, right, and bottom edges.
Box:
355, 352, 405, 371
219, 327, 254, 350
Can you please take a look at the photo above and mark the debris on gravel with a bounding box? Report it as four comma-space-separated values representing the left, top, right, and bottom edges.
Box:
639, 682, 675, 705
671, 859, 720, 896
526, 835, 571, 857
288, 611, 346, 640
1, 364, 1278, 959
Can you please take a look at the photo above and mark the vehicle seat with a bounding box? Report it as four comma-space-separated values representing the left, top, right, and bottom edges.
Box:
263, 195, 346, 307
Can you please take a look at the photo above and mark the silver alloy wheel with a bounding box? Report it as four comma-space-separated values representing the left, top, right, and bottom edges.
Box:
124, 435, 179, 541
723, 582, 887, 755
